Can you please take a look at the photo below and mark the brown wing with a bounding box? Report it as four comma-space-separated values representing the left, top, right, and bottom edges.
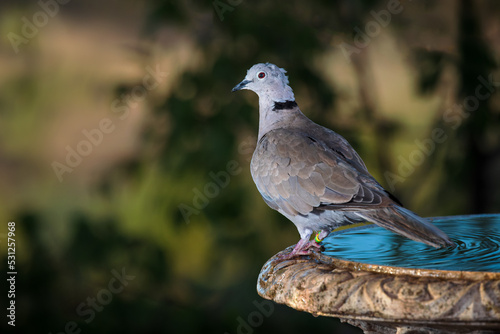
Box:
251, 128, 391, 216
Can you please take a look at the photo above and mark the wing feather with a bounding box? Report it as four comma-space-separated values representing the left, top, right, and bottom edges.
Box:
251, 128, 391, 216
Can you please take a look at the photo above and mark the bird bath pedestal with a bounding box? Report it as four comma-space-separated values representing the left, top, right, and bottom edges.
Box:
257, 215, 500, 333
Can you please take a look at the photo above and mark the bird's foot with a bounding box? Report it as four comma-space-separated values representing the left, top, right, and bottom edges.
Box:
277, 234, 325, 260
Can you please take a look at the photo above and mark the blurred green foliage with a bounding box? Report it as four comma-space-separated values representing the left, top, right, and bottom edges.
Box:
0, 0, 499, 333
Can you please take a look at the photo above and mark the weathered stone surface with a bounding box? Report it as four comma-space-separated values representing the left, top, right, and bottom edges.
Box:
257, 246, 500, 333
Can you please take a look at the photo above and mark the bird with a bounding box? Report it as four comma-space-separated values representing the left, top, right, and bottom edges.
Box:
232, 62, 454, 259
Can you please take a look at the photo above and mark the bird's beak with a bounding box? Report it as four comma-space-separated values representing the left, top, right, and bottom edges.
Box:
232, 79, 251, 92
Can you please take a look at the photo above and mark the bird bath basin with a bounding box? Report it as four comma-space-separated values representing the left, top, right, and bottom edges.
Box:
257, 214, 500, 333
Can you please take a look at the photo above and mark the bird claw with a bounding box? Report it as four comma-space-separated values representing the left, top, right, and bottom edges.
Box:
277, 240, 324, 260
306, 240, 322, 250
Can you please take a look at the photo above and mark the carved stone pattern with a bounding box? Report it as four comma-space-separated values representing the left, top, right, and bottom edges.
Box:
257, 248, 500, 332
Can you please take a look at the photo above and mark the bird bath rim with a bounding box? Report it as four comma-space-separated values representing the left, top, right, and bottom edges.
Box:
257, 245, 500, 333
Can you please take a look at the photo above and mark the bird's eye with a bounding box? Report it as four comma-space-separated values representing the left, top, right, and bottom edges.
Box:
258, 72, 266, 79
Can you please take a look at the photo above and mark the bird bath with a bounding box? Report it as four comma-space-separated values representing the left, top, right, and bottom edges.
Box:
257, 214, 500, 333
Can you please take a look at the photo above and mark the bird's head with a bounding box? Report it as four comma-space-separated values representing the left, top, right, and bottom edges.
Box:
232, 63, 295, 102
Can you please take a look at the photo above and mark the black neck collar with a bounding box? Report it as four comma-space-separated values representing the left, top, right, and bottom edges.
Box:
272, 100, 298, 111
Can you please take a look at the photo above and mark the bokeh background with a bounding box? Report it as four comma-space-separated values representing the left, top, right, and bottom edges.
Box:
1, 0, 500, 333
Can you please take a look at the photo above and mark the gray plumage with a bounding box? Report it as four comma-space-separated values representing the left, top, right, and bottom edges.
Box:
232, 63, 453, 257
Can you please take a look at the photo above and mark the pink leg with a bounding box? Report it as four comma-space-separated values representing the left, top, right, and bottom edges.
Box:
278, 230, 328, 260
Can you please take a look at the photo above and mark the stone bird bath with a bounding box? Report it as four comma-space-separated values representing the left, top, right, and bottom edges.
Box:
257, 214, 500, 333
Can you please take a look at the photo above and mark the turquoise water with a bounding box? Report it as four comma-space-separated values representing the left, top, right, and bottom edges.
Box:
321, 214, 500, 272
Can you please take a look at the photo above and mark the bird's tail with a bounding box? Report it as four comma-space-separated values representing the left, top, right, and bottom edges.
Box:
354, 205, 454, 248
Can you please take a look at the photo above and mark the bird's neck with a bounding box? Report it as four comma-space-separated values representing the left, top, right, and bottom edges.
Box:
257, 97, 305, 140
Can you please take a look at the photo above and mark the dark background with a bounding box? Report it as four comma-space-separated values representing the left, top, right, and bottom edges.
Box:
0, 0, 499, 333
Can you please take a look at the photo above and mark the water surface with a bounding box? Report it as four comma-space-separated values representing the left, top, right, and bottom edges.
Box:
321, 214, 500, 272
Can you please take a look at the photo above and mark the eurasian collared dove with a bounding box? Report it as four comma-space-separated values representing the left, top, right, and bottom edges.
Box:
232, 62, 454, 258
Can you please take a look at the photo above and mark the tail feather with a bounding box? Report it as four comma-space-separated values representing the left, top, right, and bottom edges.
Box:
354, 205, 454, 248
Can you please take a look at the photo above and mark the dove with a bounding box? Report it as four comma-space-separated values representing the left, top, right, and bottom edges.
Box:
232, 62, 454, 258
